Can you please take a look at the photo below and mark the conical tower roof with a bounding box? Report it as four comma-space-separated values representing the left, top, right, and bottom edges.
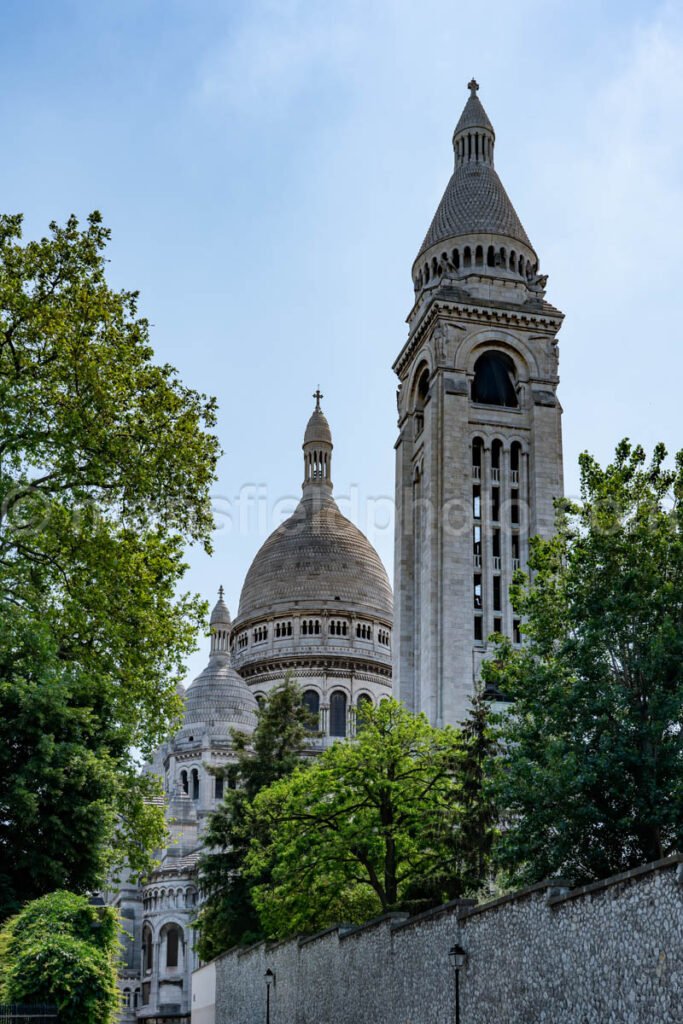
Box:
415, 80, 534, 264
453, 85, 494, 135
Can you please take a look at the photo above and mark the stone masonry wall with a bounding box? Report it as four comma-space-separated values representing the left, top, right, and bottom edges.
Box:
210, 855, 683, 1024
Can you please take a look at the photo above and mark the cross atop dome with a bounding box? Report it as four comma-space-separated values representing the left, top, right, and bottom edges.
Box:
468, 78, 479, 95
313, 388, 323, 411
218, 585, 224, 600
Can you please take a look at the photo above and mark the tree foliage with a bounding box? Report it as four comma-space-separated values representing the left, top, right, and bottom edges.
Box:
195, 675, 314, 959
486, 441, 683, 885
0, 890, 119, 1024
0, 213, 220, 917
244, 699, 484, 939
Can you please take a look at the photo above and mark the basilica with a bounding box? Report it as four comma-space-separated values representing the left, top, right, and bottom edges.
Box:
110, 80, 564, 1023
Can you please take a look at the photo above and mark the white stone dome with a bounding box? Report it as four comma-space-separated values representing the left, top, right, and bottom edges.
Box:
176, 590, 258, 740
237, 492, 393, 623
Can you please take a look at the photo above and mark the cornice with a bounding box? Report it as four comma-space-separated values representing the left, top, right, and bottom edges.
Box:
394, 292, 564, 378
238, 655, 392, 683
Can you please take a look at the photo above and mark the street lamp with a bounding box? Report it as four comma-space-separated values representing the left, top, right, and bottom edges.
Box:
264, 968, 275, 1024
448, 944, 467, 1024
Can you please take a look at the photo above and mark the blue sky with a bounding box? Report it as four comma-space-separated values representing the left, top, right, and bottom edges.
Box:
1, 0, 681, 682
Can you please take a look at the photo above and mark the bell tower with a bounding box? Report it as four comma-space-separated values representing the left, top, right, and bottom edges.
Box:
393, 82, 565, 726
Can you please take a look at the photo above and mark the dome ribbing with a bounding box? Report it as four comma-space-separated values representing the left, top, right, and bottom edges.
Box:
237, 493, 393, 622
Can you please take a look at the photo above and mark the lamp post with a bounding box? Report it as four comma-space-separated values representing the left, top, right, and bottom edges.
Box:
264, 968, 275, 1024
448, 944, 467, 1024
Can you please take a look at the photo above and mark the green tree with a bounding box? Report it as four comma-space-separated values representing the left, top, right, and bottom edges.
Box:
0, 890, 119, 1024
486, 440, 683, 885
195, 674, 314, 959
244, 699, 472, 939
0, 212, 220, 917
458, 693, 499, 887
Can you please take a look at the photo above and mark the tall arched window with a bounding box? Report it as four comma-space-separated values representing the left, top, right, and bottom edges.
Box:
356, 693, 373, 733
191, 768, 199, 800
180, 770, 188, 795
472, 436, 483, 480
471, 351, 518, 407
142, 926, 153, 974
302, 689, 320, 730
165, 925, 182, 969
413, 364, 429, 437
329, 691, 347, 737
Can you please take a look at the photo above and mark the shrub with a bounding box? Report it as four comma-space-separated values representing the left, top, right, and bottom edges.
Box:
0, 891, 119, 1024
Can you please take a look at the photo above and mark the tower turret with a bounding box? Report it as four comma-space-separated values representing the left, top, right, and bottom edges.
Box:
209, 585, 231, 658
302, 389, 333, 498
393, 83, 564, 726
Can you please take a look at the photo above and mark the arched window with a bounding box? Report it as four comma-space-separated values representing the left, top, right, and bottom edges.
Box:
123, 989, 131, 1009
180, 770, 188, 795
329, 691, 347, 737
472, 436, 483, 481
356, 693, 373, 733
471, 351, 518, 407
191, 768, 199, 800
413, 364, 429, 437
142, 926, 153, 974
302, 689, 320, 730
215, 775, 224, 800
475, 245, 483, 266
166, 925, 182, 969
491, 439, 503, 483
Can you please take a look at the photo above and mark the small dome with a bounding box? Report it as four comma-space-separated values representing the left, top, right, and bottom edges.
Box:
210, 587, 231, 627
454, 80, 494, 135
178, 657, 258, 739
177, 595, 258, 740
237, 493, 393, 622
304, 407, 333, 447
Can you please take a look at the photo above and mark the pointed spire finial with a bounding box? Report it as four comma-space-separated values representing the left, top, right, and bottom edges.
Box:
218, 585, 224, 600
468, 78, 479, 95
313, 388, 323, 411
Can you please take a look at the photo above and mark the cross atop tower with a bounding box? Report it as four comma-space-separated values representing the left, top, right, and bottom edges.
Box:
218, 585, 224, 600
468, 78, 479, 95
313, 388, 323, 410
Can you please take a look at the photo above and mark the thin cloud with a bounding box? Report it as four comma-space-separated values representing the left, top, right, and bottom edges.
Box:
197, 1, 360, 112
560, 7, 683, 283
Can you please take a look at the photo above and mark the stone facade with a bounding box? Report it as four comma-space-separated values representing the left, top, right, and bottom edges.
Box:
393, 81, 565, 726
200, 855, 683, 1024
